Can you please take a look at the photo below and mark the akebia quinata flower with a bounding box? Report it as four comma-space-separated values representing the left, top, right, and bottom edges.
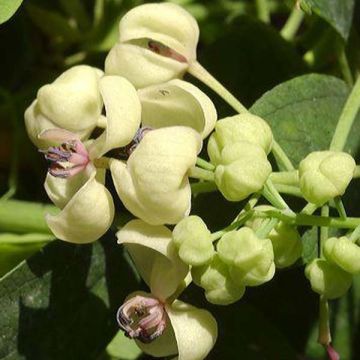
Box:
299, 151, 356, 205
116, 220, 218, 360
40, 129, 114, 244
105, 2, 199, 88
110, 126, 202, 225
25, 66, 104, 148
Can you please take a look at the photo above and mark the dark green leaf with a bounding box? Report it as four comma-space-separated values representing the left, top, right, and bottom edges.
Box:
196, 15, 306, 114
300, 0, 355, 40
0, 0, 23, 24
0, 236, 141, 359
0, 233, 53, 277
250, 74, 360, 166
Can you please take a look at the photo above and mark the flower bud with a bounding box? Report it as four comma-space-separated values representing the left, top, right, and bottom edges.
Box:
192, 254, 245, 305
299, 151, 355, 205
213, 141, 272, 201
25, 66, 103, 148
246, 206, 302, 268
208, 114, 273, 164
105, 3, 199, 88
324, 236, 360, 274
172, 216, 214, 266
217, 227, 275, 286
305, 259, 352, 299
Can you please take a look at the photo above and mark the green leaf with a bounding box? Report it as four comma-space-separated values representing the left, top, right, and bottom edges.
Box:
0, 0, 23, 24
26, 4, 81, 44
300, 0, 355, 40
250, 74, 360, 166
105, 331, 142, 360
197, 15, 306, 112
0, 236, 141, 359
0, 233, 53, 277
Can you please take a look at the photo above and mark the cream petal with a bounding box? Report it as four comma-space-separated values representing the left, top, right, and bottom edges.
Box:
119, 3, 199, 61
166, 300, 218, 360
88, 76, 141, 158
117, 219, 189, 301
105, 43, 187, 89
138, 79, 217, 139
110, 127, 201, 225
44, 169, 89, 209
37, 65, 103, 132
24, 100, 93, 149
46, 167, 114, 243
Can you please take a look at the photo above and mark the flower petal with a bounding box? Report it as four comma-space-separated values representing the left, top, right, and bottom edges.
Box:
111, 127, 201, 225
24, 100, 93, 149
117, 219, 189, 301
88, 76, 141, 158
138, 79, 217, 139
118, 3, 199, 61
105, 43, 187, 89
37, 65, 103, 132
166, 300, 217, 360
46, 167, 114, 243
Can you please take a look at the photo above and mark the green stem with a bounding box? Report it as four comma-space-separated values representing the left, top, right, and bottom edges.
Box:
188, 61, 248, 114
196, 157, 215, 171
168, 272, 192, 304
263, 179, 292, 210
188, 167, 215, 182
350, 224, 360, 243
210, 211, 254, 242
337, 45, 353, 87
259, 209, 360, 229
191, 181, 217, 195
330, 74, 360, 151
256, 0, 270, 23
334, 197, 347, 220
256, 217, 278, 239
320, 205, 329, 257
270, 170, 299, 186
0, 200, 57, 234
318, 296, 331, 346
280, 7, 304, 41
272, 141, 295, 171
273, 184, 302, 198
301, 203, 318, 215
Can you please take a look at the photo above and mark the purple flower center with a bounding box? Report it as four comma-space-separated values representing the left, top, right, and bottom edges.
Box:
117, 295, 167, 343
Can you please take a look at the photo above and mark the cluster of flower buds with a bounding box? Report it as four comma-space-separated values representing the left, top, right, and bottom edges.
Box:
24, 1, 360, 359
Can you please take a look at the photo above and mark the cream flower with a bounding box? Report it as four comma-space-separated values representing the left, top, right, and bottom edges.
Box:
110, 126, 202, 225
105, 2, 199, 88
116, 220, 218, 360
40, 129, 114, 244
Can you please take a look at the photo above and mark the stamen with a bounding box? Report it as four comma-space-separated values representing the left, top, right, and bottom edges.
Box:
119, 127, 152, 159
41, 139, 89, 178
117, 295, 166, 343
148, 40, 188, 63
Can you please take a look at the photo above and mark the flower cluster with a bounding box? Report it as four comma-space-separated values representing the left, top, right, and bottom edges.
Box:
24, 2, 360, 360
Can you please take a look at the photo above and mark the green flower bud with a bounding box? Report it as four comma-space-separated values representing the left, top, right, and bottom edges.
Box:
208, 114, 273, 165
324, 237, 360, 274
172, 216, 214, 266
246, 206, 302, 268
192, 254, 245, 305
213, 142, 272, 201
305, 259, 352, 299
299, 151, 356, 205
217, 227, 275, 286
